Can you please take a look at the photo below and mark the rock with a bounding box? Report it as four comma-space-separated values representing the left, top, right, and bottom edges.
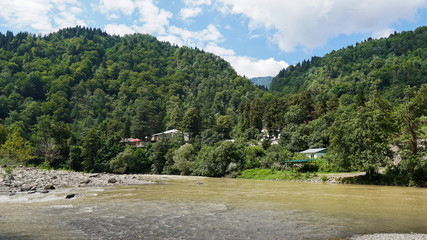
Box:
13, 181, 24, 188
40, 190, 49, 194
81, 178, 91, 184
21, 184, 32, 191
51, 175, 58, 179
89, 174, 99, 178
65, 193, 76, 199
5, 174, 14, 181
196, 181, 203, 185
44, 184, 55, 190
108, 178, 117, 184
27, 191, 36, 194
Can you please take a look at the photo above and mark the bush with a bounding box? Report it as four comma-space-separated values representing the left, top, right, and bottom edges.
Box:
194, 141, 244, 177
172, 143, 196, 175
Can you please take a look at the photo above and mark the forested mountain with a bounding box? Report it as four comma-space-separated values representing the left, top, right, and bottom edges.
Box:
271, 26, 427, 102
0, 26, 425, 186
0, 26, 259, 172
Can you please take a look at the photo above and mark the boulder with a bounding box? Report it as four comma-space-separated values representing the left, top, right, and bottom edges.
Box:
108, 178, 117, 184
65, 193, 76, 199
21, 184, 32, 191
44, 184, 55, 190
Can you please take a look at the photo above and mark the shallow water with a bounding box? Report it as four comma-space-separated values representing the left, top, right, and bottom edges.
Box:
1, 177, 427, 239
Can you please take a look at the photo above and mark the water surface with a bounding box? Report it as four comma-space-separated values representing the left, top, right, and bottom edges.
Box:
1, 177, 426, 239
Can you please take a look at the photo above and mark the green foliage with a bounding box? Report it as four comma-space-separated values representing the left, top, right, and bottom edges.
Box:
0, 26, 425, 186
149, 140, 169, 174
328, 89, 396, 172
172, 143, 196, 175
238, 168, 314, 181
0, 129, 35, 164
194, 141, 244, 177
110, 147, 150, 174
271, 26, 427, 101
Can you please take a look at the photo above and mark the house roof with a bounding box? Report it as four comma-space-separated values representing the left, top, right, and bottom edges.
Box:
300, 148, 327, 154
152, 129, 181, 136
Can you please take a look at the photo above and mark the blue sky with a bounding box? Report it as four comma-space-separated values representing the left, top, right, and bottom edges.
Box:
1, 0, 427, 78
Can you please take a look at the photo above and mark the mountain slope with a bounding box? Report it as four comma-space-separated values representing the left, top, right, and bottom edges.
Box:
270, 26, 427, 101
0, 26, 260, 139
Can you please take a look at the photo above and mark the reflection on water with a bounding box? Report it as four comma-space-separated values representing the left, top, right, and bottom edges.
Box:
1, 177, 427, 239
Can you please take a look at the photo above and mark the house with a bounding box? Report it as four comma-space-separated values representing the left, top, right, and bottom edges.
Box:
120, 138, 146, 148
299, 148, 327, 159
151, 129, 189, 142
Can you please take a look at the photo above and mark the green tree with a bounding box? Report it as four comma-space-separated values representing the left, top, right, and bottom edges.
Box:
182, 107, 201, 138
0, 129, 35, 164
81, 128, 101, 172
172, 143, 196, 175
149, 140, 169, 174
329, 89, 396, 173
216, 115, 233, 138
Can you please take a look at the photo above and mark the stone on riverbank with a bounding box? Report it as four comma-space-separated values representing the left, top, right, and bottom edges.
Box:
66, 193, 76, 199
108, 178, 117, 184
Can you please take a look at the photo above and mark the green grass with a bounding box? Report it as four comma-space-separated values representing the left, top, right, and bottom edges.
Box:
238, 168, 318, 181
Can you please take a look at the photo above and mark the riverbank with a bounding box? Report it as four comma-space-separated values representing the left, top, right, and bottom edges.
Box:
237, 168, 366, 184
0, 166, 162, 195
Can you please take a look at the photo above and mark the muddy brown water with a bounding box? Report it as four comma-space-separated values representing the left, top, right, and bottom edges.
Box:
1, 176, 427, 239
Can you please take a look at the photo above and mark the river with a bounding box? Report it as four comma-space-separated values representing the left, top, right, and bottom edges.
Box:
1, 176, 427, 239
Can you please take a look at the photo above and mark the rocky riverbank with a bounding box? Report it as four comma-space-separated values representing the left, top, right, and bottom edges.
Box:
0, 166, 156, 195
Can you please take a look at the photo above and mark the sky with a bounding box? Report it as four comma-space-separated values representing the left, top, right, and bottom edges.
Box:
0, 0, 427, 78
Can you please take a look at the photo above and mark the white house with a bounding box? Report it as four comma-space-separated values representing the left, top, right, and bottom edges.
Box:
300, 148, 327, 159
151, 129, 189, 142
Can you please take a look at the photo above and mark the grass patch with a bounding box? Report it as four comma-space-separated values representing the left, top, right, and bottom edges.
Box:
238, 168, 317, 181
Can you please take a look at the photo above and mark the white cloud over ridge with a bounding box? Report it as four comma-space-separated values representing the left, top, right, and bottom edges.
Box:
216, 0, 427, 52
205, 43, 288, 78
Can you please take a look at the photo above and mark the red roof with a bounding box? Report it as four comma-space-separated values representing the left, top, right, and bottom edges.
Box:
131, 138, 141, 142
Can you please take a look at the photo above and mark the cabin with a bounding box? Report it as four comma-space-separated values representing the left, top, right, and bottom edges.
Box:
299, 148, 327, 159
151, 129, 189, 142
120, 138, 146, 148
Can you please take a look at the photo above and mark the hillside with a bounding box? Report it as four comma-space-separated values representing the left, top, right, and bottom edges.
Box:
271, 26, 427, 101
0, 26, 259, 136
0, 26, 425, 185
0, 26, 261, 171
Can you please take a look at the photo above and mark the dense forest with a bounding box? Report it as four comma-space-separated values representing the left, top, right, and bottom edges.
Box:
271, 27, 427, 101
0, 26, 426, 186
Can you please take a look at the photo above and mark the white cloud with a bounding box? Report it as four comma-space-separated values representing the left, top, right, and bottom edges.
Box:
183, 0, 212, 7
180, 7, 203, 20
205, 43, 288, 78
104, 24, 136, 36
0, 0, 85, 34
133, 0, 173, 35
98, 0, 135, 17
164, 24, 223, 47
216, 0, 427, 52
